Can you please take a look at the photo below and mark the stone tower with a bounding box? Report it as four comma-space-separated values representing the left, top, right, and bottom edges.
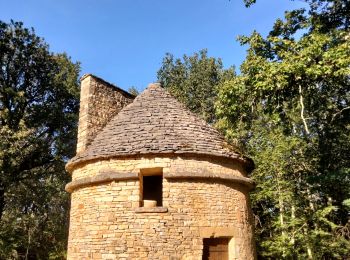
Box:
65, 74, 256, 259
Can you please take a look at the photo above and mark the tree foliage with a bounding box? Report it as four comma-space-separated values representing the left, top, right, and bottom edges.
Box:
157, 49, 235, 123
128, 86, 140, 96
216, 0, 350, 258
0, 20, 80, 259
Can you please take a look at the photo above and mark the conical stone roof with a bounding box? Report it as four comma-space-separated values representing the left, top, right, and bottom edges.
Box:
66, 83, 253, 172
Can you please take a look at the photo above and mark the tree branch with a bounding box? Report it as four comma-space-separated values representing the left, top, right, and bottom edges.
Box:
299, 84, 310, 134
331, 106, 350, 123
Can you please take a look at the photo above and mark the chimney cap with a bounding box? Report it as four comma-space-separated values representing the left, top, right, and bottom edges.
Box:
79, 74, 135, 98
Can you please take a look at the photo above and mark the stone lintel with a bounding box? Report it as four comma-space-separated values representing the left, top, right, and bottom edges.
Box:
199, 227, 236, 238
135, 207, 168, 213
65, 172, 138, 193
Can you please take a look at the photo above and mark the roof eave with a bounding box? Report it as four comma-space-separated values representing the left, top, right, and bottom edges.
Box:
65, 151, 254, 174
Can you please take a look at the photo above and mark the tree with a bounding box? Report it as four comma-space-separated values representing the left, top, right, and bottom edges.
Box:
157, 49, 235, 123
128, 86, 139, 96
0, 20, 80, 259
216, 0, 350, 258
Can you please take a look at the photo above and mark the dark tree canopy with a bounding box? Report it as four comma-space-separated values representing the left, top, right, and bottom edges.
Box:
157, 0, 350, 258
157, 49, 235, 124
0, 20, 80, 259
216, 0, 350, 258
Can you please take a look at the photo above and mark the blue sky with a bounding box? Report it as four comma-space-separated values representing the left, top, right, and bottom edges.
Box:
0, 0, 307, 92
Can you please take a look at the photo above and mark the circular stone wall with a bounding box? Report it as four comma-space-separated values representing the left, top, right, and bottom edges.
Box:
66, 155, 256, 260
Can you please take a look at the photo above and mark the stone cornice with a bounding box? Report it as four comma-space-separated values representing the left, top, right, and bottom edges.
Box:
65, 170, 255, 193
65, 172, 138, 193
164, 172, 255, 191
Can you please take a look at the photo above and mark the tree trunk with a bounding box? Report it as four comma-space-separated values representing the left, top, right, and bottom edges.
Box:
307, 244, 313, 259
277, 172, 285, 236
0, 183, 5, 220
291, 205, 295, 245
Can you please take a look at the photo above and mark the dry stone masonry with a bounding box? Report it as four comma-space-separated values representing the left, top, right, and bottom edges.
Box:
66, 75, 257, 259
76, 74, 134, 154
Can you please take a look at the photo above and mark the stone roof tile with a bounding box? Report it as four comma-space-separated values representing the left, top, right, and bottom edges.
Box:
66, 83, 253, 172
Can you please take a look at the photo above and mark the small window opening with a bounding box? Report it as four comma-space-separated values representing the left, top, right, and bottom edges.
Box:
143, 175, 162, 206
140, 168, 163, 207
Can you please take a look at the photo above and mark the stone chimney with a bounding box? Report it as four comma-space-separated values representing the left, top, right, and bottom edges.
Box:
76, 74, 134, 154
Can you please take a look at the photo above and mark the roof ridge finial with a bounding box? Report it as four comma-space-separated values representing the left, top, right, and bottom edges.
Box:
147, 82, 162, 89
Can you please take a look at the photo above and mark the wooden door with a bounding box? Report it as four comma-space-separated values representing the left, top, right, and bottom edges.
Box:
202, 237, 229, 260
